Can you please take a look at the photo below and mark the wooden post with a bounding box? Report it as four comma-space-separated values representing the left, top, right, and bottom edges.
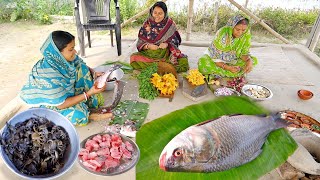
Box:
186, 0, 194, 41
227, 0, 290, 44
213, 1, 219, 32
306, 12, 320, 52
121, 0, 167, 28
244, 0, 249, 8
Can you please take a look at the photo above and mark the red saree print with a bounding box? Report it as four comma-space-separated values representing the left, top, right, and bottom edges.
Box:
136, 17, 186, 64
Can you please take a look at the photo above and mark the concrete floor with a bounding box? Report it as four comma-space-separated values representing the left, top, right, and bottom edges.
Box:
0, 36, 319, 180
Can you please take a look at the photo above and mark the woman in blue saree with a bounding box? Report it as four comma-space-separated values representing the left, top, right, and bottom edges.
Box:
20, 31, 110, 126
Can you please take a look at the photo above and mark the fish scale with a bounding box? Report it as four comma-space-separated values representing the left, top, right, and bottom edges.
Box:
206, 116, 273, 171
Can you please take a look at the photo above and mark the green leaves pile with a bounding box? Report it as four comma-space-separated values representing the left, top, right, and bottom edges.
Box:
110, 100, 149, 129
137, 63, 159, 100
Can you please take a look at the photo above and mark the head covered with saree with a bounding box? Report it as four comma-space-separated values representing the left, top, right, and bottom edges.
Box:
209, 14, 252, 62
198, 14, 257, 78
136, 1, 181, 51
20, 31, 84, 106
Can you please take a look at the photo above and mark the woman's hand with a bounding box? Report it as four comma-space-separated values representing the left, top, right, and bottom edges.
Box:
244, 59, 253, 73
148, 44, 159, 50
159, 42, 168, 49
226, 65, 241, 73
56, 82, 106, 110
87, 82, 106, 97
94, 72, 104, 79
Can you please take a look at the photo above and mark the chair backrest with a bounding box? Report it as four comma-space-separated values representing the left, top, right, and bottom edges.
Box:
83, 0, 111, 22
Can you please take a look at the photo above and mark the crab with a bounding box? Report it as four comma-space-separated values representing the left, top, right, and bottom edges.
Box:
0, 116, 70, 175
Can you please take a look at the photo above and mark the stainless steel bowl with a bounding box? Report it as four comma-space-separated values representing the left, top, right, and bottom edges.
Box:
94, 66, 124, 91
78, 132, 140, 176
241, 84, 273, 100
0, 108, 80, 179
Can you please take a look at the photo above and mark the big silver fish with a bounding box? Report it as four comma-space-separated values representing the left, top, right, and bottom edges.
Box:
159, 114, 289, 172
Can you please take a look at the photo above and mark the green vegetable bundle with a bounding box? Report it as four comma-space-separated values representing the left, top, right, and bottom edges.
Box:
137, 63, 159, 100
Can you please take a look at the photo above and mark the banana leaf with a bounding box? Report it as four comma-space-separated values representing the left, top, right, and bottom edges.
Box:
103, 60, 133, 74
136, 96, 297, 180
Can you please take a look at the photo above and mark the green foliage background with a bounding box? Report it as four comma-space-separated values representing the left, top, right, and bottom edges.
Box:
0, 0, 318, 43
1, 0, 317, 39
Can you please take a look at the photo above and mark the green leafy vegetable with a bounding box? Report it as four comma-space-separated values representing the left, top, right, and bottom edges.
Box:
137, 63, 159, 100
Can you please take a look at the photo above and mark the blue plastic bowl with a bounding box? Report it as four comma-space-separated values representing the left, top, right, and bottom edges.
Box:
0, 108, 80, 179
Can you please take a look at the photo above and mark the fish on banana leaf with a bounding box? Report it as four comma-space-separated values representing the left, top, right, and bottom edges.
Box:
159, 114, 291, 172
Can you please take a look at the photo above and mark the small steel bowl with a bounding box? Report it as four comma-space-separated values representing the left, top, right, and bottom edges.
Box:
241, 84, 273, 101
0, 108, 79, 179
297, 89, 313, 100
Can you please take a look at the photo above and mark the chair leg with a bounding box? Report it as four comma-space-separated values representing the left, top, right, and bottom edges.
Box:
87, 31, 91, 48
110, 30, 114, 47
77, 27, 85, 57
115, 26, 121, 56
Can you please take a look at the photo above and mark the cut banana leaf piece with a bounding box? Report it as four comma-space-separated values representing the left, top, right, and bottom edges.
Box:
136, 96, 297, 180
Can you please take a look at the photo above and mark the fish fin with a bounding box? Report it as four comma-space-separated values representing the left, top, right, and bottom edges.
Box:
256, 114, 268, 117
196, 118, 218, 126
228, 114, 243, 117
196, 114, 243, 126
270, 112, 292, 128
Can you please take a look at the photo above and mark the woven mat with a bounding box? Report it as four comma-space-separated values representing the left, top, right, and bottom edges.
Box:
247, 46, 314, 86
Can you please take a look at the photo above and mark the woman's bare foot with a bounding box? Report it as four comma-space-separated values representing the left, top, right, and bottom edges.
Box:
89, 112, 113, 121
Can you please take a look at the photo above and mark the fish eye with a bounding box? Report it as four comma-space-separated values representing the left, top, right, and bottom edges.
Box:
173, 149, 182, 157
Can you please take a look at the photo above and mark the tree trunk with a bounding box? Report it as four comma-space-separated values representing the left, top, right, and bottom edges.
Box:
244, 0, 249, 8
213, 1, 219, 33
121, 0, 168, 28
227, 0, 290, 44
186, 0, 194, 41
306, 12, 320, 52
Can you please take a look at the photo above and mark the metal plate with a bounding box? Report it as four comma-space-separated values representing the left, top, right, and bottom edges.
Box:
78, 132, 140, 176
241, 84, 273, 100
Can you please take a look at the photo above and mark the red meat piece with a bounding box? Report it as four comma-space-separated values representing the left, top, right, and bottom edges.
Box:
89, 159, 103, 168
85, 139, 100, 151
92, 134, 103, 143
104, 156, 120, 170
125, 141, 134, 152
102, 134, 111, 141
82, 161, 98, 171
99, 141, 110, 148
97, 148, 110, 156
120, 145, 132, 159
79, 148, 89, 156
110, 146, 122, 160
88, 152, 98, 159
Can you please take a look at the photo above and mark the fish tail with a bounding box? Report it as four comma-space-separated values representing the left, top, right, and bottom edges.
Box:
270, 112, 292, 128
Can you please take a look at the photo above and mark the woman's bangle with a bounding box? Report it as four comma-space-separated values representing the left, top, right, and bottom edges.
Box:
83, 92, 88, 101
222, 63, 226, 69
85, 92, 90, 99
146, 43, 149, 49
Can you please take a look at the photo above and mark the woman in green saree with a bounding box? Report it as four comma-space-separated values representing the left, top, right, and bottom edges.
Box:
198, 14, 257, 79
130, 1, 189, 73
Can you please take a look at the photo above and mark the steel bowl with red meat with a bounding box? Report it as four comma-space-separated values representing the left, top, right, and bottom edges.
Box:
78, 132, 140, 176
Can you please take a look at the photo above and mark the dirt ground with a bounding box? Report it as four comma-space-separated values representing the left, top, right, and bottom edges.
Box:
0, 21, 76, 109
